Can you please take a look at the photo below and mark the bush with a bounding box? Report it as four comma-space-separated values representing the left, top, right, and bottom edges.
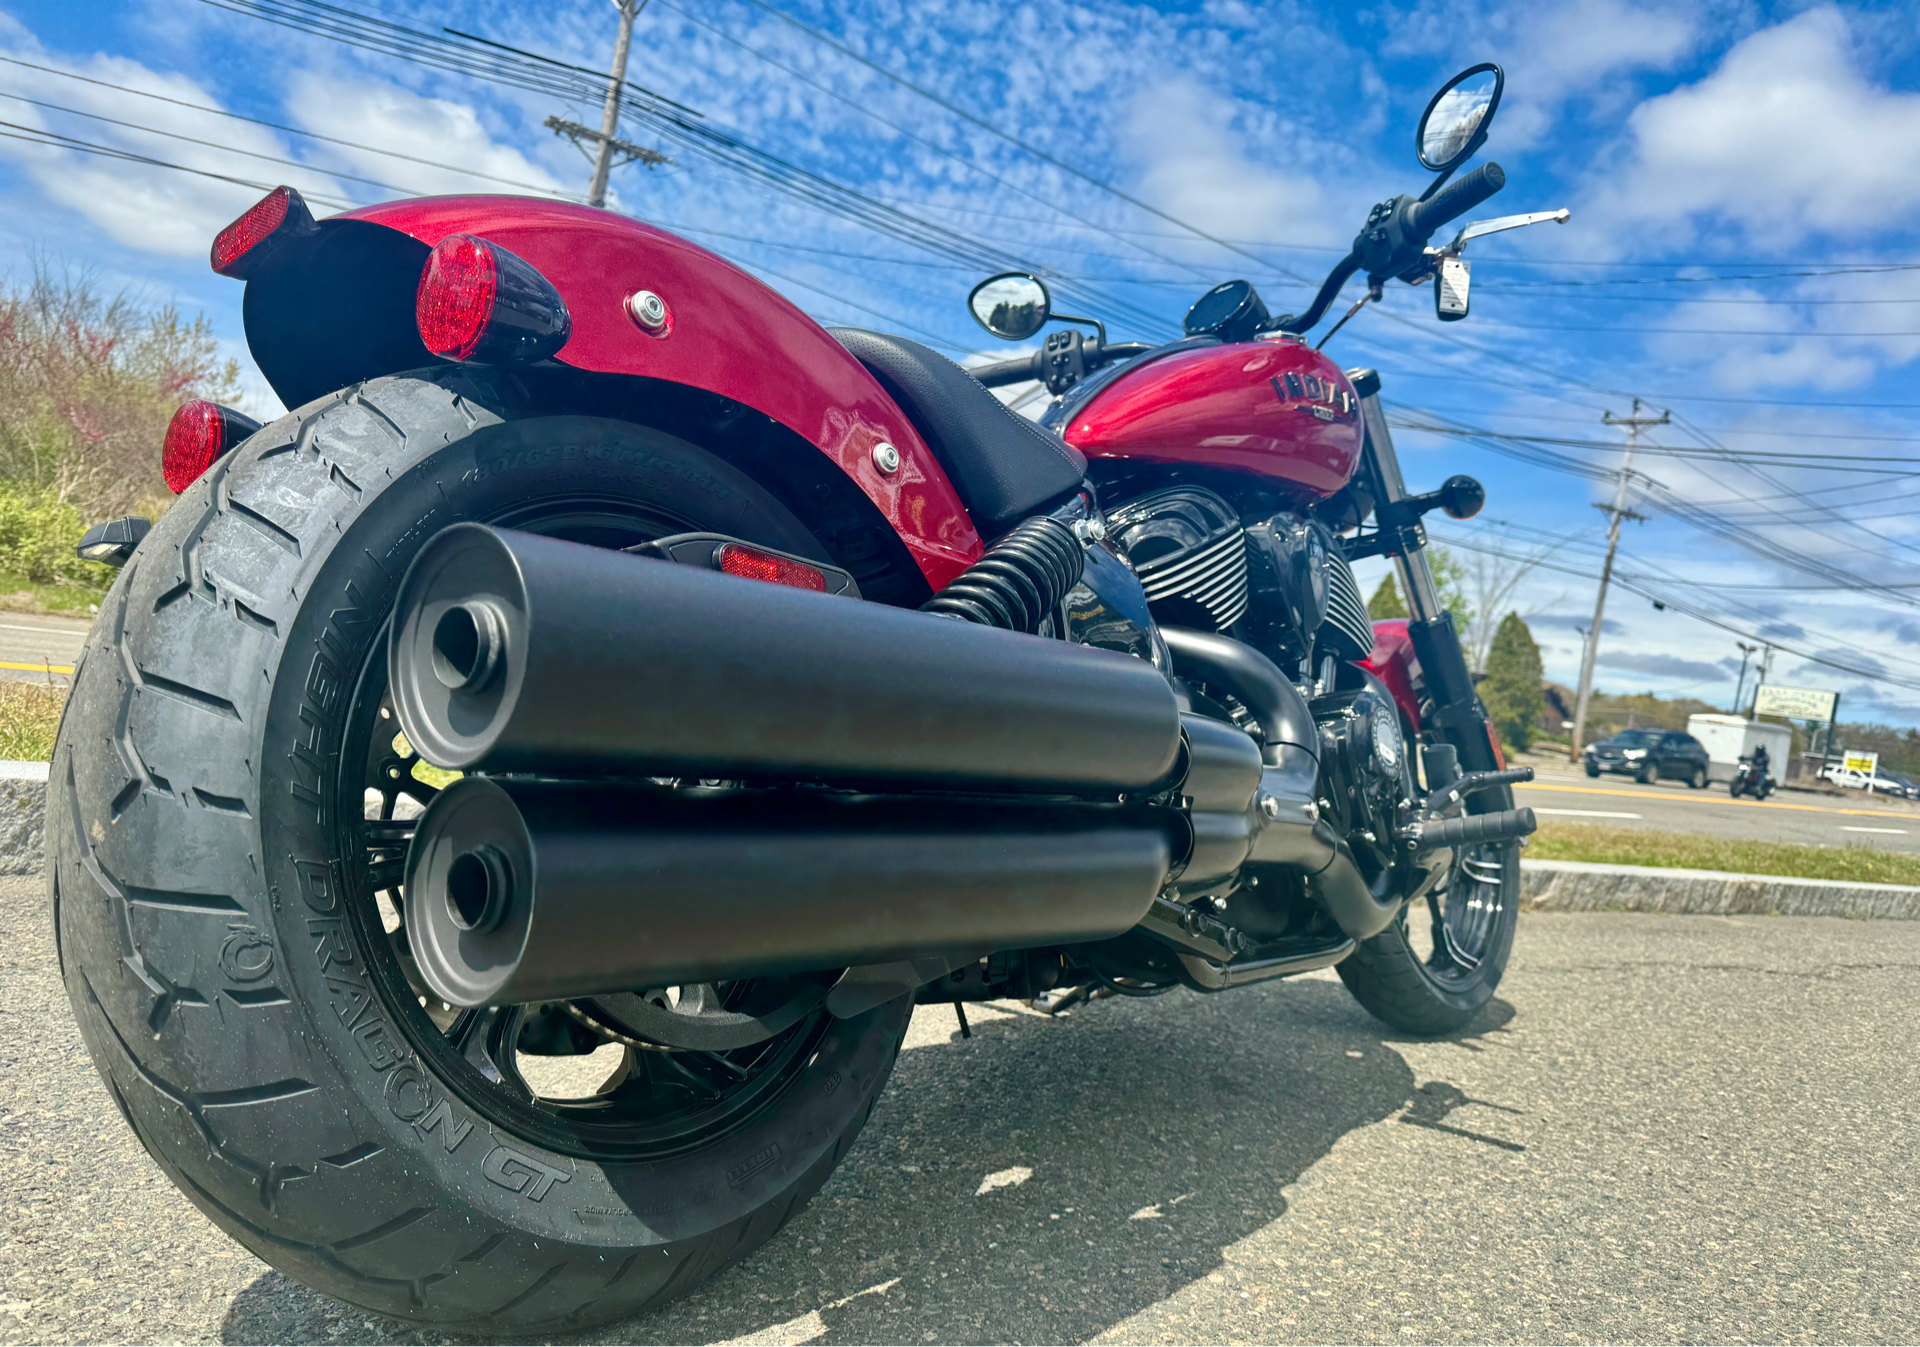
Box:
0, 484, 114, 587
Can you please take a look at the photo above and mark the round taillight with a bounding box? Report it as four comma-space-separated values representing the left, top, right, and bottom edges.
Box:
417, 235, 499, 362
162, 401, 225, 494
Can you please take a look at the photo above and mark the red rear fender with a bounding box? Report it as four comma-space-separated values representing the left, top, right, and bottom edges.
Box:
241, 195, 981, 588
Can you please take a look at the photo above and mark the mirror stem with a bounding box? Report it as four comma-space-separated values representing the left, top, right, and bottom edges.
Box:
1049, 311, 1107, 349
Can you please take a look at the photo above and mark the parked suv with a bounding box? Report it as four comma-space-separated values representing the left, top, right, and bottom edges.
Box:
1585, 728, 1712, 787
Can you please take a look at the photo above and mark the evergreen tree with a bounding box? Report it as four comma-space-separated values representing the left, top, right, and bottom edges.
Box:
1368, 574, 1407, 619
1481, 612, 1545, 750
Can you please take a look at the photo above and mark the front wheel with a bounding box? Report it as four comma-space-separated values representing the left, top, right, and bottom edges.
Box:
1638, 763, 1657, 784
50, 370, 910, 1335
1689, 766, 1709, 789
1336, 834, 1519, 1036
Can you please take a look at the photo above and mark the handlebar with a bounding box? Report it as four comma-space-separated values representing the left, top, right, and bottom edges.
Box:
969, 341, 1155, 389
1405, 162, 1506, 242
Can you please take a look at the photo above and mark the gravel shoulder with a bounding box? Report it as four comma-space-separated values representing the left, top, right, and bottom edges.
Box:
4, 875, 1917, 1345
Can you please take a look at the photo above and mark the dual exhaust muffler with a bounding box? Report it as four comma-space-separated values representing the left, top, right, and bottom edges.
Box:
388, 525, 1371, 1010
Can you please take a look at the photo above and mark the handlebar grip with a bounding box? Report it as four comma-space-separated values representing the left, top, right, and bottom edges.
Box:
1405, 162, 1506, 242
969, 351, 1043, 388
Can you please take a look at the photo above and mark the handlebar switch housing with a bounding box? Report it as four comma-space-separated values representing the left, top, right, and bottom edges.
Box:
1354, 196, 1419, 278
1041, 329, 1088, 396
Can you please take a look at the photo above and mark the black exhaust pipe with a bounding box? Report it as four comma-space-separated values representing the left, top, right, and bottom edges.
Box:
404, 777, 1176, 1006
389, 524, 1182, 792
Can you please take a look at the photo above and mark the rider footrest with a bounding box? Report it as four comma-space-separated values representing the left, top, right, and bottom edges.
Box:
1399, 805, 1536, 854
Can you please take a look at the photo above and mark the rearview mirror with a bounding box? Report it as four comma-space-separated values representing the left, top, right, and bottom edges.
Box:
968, 272, 1051, 341
1416, 63, 1503, 172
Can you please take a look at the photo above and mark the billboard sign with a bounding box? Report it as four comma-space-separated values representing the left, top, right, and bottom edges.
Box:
1843, 751, 1879, 777
1753, 683, 1838, 721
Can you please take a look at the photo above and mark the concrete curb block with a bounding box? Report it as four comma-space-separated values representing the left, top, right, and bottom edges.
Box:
0, 760, 47, 878
1523, 858, 1920, 920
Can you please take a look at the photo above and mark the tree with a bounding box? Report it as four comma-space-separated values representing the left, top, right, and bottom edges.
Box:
1460, 541, 1555, 673
1480, 612, 1545, 751
1364, 548, 1471, 633
1367, 573, 1406, 619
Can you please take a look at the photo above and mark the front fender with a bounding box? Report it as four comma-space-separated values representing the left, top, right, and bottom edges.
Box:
242, 195, 981, 588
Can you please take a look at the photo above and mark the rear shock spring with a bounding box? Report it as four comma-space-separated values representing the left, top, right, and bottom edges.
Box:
921, 515, 1086, 633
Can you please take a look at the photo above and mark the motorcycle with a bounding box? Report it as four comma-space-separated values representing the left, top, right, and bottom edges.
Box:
55, 63, 1566, 1334
1730, 755, 1775, 799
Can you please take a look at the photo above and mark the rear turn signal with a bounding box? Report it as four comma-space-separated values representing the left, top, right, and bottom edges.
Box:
416, 234, 571, 364
162, 401, 262, 494
210, 185, 319, 279
717, 543, 828, 592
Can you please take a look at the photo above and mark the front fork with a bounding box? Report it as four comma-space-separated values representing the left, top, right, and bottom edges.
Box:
1350, 370, 1502, 776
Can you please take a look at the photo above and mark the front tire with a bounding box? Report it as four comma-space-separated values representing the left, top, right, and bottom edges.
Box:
49, 370, 908, 1334
1689, 766, 1708, 789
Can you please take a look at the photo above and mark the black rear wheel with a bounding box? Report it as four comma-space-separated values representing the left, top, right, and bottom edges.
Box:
51, 370, 909, 1334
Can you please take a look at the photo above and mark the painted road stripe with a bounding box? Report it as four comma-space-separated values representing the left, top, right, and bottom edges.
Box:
1516, 780, 1914, 821
1841, 826, 1908, 835
1534, 808, 1643, 819
0, 661, 74, 674
0, 622, 87, 636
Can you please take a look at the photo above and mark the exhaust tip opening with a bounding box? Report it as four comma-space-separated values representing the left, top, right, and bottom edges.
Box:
446, 845, 510, 932
432, 601, 503, 691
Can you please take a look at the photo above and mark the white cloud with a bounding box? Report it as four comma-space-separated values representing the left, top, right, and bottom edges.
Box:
1580, 8, 1920, 248
0, 45, 345, 256
1118, 77, 1338, 255
280, 72, 569, 201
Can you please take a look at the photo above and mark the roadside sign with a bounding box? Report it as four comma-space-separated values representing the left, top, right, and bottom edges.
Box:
1844, 751, 1878, 776
1753, 683, 1838, 720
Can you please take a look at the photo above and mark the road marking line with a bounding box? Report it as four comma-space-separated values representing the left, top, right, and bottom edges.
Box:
0, 661, 73, 674
0, 622, 87, 635
1516, 780, 1915, 821
1841, 826, 1908, 835
1534, 808, 1643, 819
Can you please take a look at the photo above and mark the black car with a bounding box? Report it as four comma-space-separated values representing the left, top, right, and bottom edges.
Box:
1585, 728, 1712, 787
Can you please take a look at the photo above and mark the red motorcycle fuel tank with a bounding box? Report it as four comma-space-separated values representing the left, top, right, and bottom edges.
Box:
1062, 338, 1363, 498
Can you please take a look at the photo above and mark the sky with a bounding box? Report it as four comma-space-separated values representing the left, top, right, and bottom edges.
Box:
2, 0, 1918, 724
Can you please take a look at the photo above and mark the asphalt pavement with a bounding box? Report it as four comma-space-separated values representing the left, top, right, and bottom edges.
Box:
1514, 755, 1920, 855
4, 874, 1917, 1345
0, 613, 89, 685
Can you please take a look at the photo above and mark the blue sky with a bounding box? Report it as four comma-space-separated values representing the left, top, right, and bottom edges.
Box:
4, 0, 1919, 722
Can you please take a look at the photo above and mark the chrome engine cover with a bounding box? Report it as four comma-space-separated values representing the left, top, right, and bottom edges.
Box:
1105, 486, 1249, 632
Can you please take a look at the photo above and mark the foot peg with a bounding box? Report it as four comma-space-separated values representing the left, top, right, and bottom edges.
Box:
1400, 805, 1536, 854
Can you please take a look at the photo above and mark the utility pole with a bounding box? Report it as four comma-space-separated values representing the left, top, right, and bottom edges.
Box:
1568, 398, 1668, 760
1733, 641, 1760, 715
545, 0, 671, 207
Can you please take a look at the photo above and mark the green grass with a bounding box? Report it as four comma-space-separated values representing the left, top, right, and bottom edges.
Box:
1531, 821, 1920, 886
0, 679, 67, 760
0, 569, 106, 616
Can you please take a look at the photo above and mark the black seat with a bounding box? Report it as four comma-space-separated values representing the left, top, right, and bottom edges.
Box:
831, 328, 1087, 538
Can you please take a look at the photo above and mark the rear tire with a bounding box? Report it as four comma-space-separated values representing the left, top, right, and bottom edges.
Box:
49, 370, 909, 1335
1584, 761, 1600, 778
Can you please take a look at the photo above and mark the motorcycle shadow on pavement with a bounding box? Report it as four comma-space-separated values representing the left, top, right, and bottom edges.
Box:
218, 977, 1514, 1346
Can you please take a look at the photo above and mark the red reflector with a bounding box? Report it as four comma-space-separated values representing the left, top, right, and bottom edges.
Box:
211, 187, 292, 277
416, 234, 499, 362
718, 544, 827, 591
162, 401, 225, 494
1486, 719, 1507, 770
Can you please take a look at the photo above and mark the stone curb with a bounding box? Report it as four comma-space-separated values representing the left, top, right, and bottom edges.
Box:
0, 760, 47, 878
1522, 858, 1920, 920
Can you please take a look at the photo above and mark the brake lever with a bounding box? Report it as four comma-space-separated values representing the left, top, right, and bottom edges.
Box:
1443, 208, 1570, 256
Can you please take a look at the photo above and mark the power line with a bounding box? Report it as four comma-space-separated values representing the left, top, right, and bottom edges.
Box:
0, 55, 583, 197
1467, 320, 1920, 338
0, 122, 359, 209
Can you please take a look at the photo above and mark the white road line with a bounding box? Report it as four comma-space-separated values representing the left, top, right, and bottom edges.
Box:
1841, 826, 1908, 835
1534, 808, 1643, 819
0, 623, 87, 638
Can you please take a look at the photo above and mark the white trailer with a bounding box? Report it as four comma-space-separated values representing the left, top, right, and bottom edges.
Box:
1687, 713, 1794, 783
